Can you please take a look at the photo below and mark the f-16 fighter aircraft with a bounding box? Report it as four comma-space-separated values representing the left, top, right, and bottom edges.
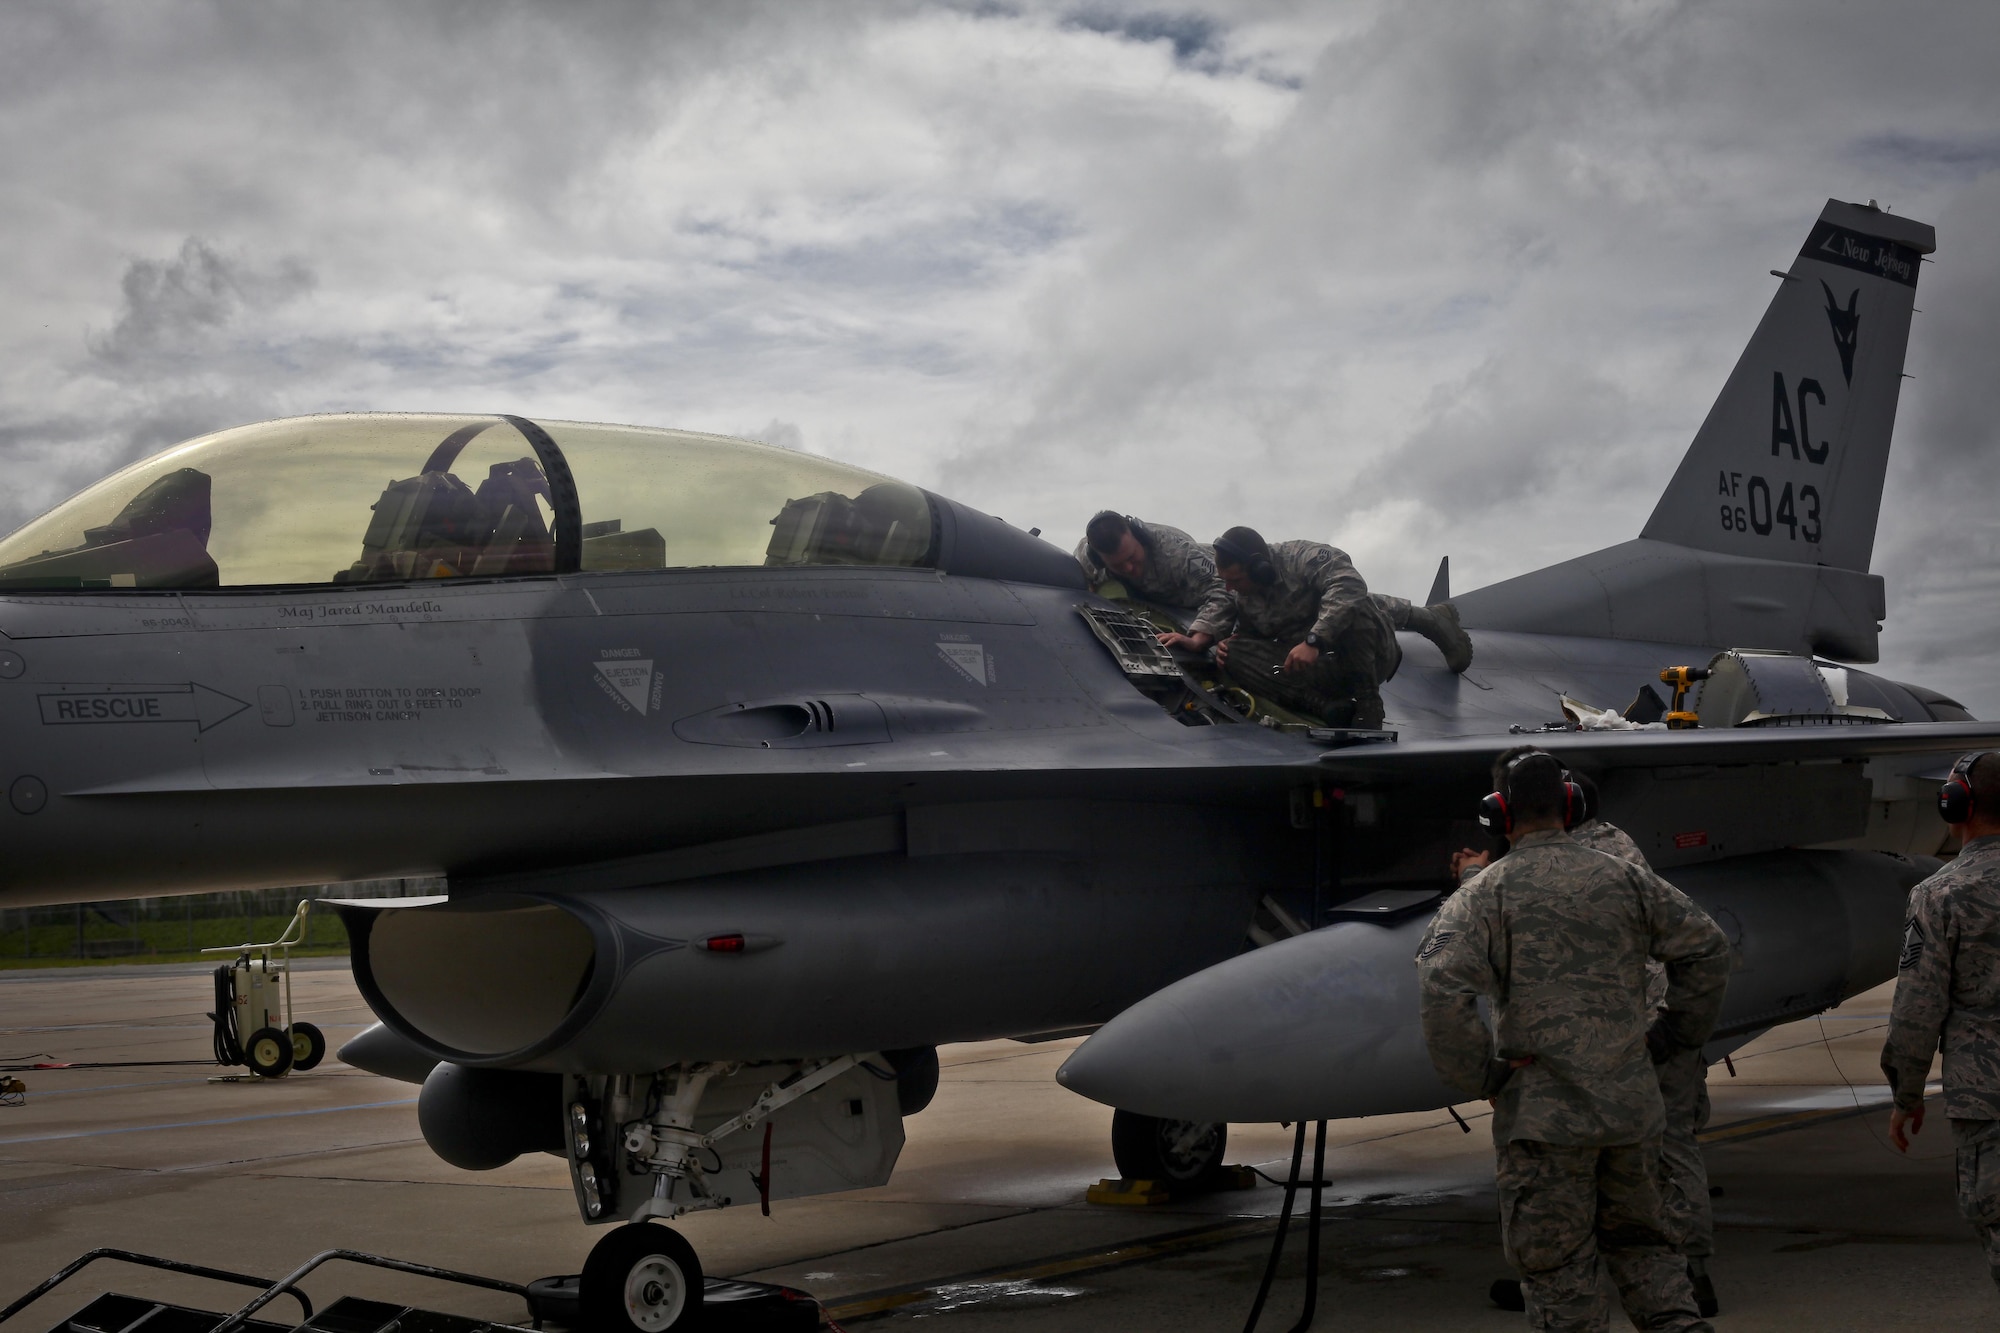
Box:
0, 199, 1987, 1331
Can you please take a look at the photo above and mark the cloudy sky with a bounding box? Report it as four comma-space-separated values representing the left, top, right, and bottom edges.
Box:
2, 1, 1996, 710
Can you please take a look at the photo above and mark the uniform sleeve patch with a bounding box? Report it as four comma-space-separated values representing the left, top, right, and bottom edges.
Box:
1899, 916, 1926, 971
1418, 929, 1457, 962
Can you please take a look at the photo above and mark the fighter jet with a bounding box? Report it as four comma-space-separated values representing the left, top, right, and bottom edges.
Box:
0, 198, 1986, 1332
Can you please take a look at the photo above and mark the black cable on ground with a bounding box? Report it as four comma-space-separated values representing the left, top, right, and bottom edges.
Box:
1287, 1121, 1328, 1333
1243, 1121, 1307, 1333
0, 1059, 229, 1072
211, 964, 243, 1067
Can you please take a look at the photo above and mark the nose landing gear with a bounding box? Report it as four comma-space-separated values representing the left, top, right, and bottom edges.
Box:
1110, 1109, 1231, 1190
582, 1224, 703, 1333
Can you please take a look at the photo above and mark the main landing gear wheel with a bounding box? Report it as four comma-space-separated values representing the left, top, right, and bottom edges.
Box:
582, 1223, 705, 1332
243, 1026, 293, 1078
1110, 1109, 1228, 1190
290, 1021, 326, 1071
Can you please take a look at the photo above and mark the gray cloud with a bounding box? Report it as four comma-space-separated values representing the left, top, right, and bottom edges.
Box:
90, 238, 314, 371
0, 0, 1995, 710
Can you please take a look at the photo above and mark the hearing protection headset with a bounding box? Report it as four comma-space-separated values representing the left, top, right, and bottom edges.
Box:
1477, 751, 1586, 836
1939, 752, 1990, 825
1084, 513, 1155, 569
1213, 530, 1278, 586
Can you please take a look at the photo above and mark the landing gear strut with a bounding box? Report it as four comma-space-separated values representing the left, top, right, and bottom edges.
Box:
581, 1224, 704, 1333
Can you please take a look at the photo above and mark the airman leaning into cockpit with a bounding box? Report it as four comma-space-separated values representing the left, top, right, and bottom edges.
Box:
1073, 512, 1235, 647
1077, 512, 1473, 674
1203, 526, 1400, 730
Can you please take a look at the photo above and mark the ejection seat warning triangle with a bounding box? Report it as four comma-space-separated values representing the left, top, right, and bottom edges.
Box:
938, 643, 988, 686
37, 683, 250, 732
594, 659, 655, 714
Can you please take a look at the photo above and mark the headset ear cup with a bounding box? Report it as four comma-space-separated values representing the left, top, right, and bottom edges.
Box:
1252, 556, 1276, 586
1940, 753, 1983, 825
1563, 782, 1582, 829
1478, 791, 1509, 836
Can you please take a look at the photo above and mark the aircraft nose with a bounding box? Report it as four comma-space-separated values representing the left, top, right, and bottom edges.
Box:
1056, 916, 1457, 1125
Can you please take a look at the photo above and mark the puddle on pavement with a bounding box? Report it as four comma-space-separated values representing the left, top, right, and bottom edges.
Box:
909, 1278, 1088, 1317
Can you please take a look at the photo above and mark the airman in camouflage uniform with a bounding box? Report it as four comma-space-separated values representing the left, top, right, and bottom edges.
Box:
1882, 751, 2000, 1293
1203, 527, 1401, 729
1374, 593, 1476, 672
1075, 513, 1472, 672
1419, 750, 1730, 1332
1457, 763, 1722, 1315
1072, 514, 1234, 639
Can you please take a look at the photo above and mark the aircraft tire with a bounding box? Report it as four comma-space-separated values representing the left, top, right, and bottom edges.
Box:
582, 1223, 705, 1333
290, 1021, 326, 1071
244, 1026, 294, 1078
1110, 1109, 1228, 1190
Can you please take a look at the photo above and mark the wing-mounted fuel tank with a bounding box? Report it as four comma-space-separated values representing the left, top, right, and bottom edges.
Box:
1056, 848, 1931, 1123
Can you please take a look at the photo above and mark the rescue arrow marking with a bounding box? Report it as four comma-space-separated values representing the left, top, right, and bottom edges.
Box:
37, 683, 250, 732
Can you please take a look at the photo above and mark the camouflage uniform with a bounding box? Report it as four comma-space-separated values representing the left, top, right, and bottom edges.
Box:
1483, 817, 1718, 1269
1881, 834, 2000, 1290
1208, 540, 1400, 729
1418, 829, 1730, 1332
1073, 521, 1235, 636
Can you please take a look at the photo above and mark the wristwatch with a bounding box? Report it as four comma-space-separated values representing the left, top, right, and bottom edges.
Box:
1303, 632, 1324, 649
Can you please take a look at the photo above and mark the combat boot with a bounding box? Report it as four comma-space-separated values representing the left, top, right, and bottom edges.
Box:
1404, 602, 1473, 673
1687, 1257, 1718, 1318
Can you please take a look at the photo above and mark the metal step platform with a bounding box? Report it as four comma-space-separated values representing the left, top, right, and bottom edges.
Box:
2, 1248, 825, 1333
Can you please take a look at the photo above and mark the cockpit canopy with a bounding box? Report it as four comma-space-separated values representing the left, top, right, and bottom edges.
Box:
0, 414, 935, 589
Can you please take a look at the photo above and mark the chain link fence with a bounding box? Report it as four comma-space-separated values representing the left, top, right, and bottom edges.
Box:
0, 879, 445, 964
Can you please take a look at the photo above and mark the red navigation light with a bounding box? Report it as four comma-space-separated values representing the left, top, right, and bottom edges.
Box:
703, 933, 747, 953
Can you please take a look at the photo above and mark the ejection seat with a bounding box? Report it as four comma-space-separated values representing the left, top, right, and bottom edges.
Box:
0, 467, 219, 589
336, 422, 557, 583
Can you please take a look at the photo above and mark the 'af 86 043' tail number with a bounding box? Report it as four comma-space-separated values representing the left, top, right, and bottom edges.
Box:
1718, 472, 1821, 543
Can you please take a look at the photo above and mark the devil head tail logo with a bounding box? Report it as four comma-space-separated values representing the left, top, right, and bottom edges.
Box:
1821, 280, 1859, 385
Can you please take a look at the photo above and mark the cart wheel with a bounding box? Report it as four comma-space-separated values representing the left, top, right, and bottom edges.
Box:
290, 1022, 326, 1071
244, 1026, 294, 1078
581, 1224, 704, 1332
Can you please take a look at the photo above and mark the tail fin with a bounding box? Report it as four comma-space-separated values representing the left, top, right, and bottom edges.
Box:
1456, 200, 1934, 663
1640, 199, 1934, 571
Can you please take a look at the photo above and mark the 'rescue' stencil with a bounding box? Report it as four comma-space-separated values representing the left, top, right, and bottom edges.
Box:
937, 643, 988, 686
594, 659, 655, 714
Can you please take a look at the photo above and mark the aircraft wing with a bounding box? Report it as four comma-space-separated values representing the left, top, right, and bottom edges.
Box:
1313, 720, 2000, 785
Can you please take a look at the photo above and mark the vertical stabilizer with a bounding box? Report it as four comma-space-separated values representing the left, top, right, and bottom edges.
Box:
1455, 201, 1935, 661
1640, 199, 1934, 571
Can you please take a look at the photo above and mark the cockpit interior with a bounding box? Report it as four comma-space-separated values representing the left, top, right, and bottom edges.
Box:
0, 414, 937, 590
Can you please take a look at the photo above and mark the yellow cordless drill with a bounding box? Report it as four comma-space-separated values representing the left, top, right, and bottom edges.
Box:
1659, 665, 1711, 729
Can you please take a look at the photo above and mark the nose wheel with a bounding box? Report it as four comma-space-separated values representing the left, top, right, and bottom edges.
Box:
582, 1223, 705, 1332
1110, 1109, 1230, 1190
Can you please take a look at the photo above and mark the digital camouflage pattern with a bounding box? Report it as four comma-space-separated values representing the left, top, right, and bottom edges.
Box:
1453, 820, 1716, 1260
1572, 817, 1648, 866
1497, 1137, 1712, 1332
1461, 816, 1647, 887
1072, 520, 1234, 637
1207, 538, 1393, 649
1416, 829, 1732, 1145
1882, 835, 2000, 1118
1655, 1047, 1714, 1259
1216, 628, 1392, 729
1952, 1117, 2000, 1291
1208, 539, 1399, 728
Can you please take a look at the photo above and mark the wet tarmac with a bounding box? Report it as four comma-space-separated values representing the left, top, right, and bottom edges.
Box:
0, 962, 1983, 1330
